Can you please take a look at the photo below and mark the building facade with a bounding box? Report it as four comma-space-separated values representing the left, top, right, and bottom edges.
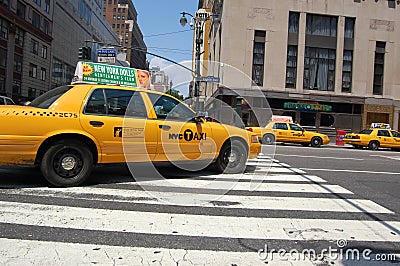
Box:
103, 0, 147, 70
51, 0, 120, 88
0, 0, 53, 102
201, 0, 400, 131
149, 66, 170, 92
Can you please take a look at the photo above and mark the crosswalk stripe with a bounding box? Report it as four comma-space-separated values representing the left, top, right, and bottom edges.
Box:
133, 179, 352, 194
0, 238, 306, 266
0, 201, 399, 242
2, 187, 391, 213
209, 173, 328, 183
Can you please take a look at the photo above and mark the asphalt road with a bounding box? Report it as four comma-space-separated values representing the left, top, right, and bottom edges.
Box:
0, 145, 399, 265
273, 143, 400, 214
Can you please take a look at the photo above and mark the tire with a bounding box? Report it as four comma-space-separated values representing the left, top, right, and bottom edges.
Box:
261, 134, 275, 145
213, 140, 248, 174
310, 137, 322, 148
40, 140, 94, 187
368, 141, 380, 150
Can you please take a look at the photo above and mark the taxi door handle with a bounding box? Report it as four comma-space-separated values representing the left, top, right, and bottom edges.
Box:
159, 125, 171, 130
90, 121, 104, 127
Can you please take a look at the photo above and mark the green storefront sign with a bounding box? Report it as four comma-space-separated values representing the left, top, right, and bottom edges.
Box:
284, 102, 332, 112
72, 61, 138, 87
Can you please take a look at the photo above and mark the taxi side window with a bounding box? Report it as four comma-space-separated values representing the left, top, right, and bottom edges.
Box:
85, 89, 147, 118
377, 130, 390, 137
273, 123, 288, 130
5, 98, 14, 105
391, 131, 400, 138
289, 123, 303, 131
85, 89, 106, 114
147, 93, 194, 121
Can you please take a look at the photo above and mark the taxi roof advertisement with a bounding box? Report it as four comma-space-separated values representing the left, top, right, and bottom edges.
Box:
72, 61, 150, 88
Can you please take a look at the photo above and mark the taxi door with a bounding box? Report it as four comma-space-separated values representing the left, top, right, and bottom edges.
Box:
80, 88, 157, 163
288, 123, 308, 143
376, 129, 393, 148
390, 130, 400, 148
144, 93, 215, 161
273, 122, 290, 142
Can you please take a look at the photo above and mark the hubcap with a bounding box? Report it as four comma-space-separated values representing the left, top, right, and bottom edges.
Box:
228, 151, 238, 163
61, 156, 76, 171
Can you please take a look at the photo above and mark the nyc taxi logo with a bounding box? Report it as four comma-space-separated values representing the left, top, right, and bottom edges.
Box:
169, 129, 206, 141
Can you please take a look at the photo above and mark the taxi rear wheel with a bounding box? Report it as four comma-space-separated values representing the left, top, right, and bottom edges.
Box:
368, 141, 380, 150
310, 137, 322, 148
41, 140, 93, 187
214, 140, 248, 174
261, 134, 275, 145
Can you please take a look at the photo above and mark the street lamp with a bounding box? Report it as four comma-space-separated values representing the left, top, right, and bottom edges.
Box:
180, 10, 219, 113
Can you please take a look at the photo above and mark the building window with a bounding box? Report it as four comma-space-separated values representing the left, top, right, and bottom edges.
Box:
32, 11, 41, 29
122, 16, 125, 20
31, 39, 39, 54
126, 24, 129, 29
78, 0, 92, 23
13, 80, 21, 97
14, 55, 23, 72
17, 1, 26, 19
117, 24, 120, 29
113, 15, 116, 20
113, 8, 116, 12
306, 14, 337, 37
41, 45, 47, 58
288, 12, 299, 33
252, 30, 266, 86
304, 47, 336, 91
44, 0, 50, 13
43, 19, 49, 34
125, 39, 128, 44
125, 32, 129, 37
29, 63, 37, 78
15, 27, 24, 46
286, 45, 298, 88
28, 88, 37, 99
344, 17, 355, 39
0, 48, 6, 67
117, 15, 120, 20
342, 50, 353, 93
0, 0, 9, 7
373, 42, 385, 95
33, 0, 41, 7
41, 68, 46, 81
0, 18, 9, 39
0, 77, 5, 93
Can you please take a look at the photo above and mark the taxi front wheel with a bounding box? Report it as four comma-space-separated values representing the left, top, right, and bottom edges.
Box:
310, 137, 322, 148
214, 140, 248, 174
41, 140, 94, 187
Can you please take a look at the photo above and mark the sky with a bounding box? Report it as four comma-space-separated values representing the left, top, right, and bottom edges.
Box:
132, 0, 198, 95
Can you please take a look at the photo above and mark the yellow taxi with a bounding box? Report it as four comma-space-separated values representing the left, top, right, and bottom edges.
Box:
248, 121, 330, 147
0, 63, 260, 187
344, 126, 400, 150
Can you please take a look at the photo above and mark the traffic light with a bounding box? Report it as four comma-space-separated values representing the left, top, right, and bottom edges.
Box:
78, 46, 91, 60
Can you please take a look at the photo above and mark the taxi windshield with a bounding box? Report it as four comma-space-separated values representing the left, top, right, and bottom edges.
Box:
359, 129, 372, 134
29, 85, 72, 109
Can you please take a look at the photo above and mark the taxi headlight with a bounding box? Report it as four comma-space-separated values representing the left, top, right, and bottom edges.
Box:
251, 135, 259, 143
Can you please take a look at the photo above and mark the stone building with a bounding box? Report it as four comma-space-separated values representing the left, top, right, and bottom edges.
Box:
201, 0, 400, 131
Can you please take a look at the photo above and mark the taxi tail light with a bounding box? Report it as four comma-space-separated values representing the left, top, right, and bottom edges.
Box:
247, 128, 253, 132
251, 135, 259, 143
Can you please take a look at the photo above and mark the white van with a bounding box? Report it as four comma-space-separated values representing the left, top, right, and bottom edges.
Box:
0, 96, 15, 105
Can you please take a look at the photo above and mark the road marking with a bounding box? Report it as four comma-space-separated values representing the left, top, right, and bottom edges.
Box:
0, 238, 303, 266
133, 179, 353, 194
299, 168, 400, 175
0, 201, 398, 242
275, 154, 364, 161
370, 155, 400, 161
4, 187, 390, 213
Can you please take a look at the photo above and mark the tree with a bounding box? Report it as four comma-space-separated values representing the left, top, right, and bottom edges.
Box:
166, 89, 184, 101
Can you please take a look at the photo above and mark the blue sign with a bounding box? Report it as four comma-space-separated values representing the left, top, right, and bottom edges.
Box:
97, 49, 116, 57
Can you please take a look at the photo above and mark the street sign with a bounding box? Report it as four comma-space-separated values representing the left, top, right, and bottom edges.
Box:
195, 9, 211, 21
198, 76, 220, 83
97, 49, 116, 64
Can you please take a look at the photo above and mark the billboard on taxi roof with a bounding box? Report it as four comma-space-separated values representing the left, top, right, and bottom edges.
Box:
72, 61, 150, 89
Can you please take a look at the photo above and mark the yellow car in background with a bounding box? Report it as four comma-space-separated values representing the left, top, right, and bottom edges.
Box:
0, 83, 260, 187
344, 128, 400, 150
247, 121, 330, 147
